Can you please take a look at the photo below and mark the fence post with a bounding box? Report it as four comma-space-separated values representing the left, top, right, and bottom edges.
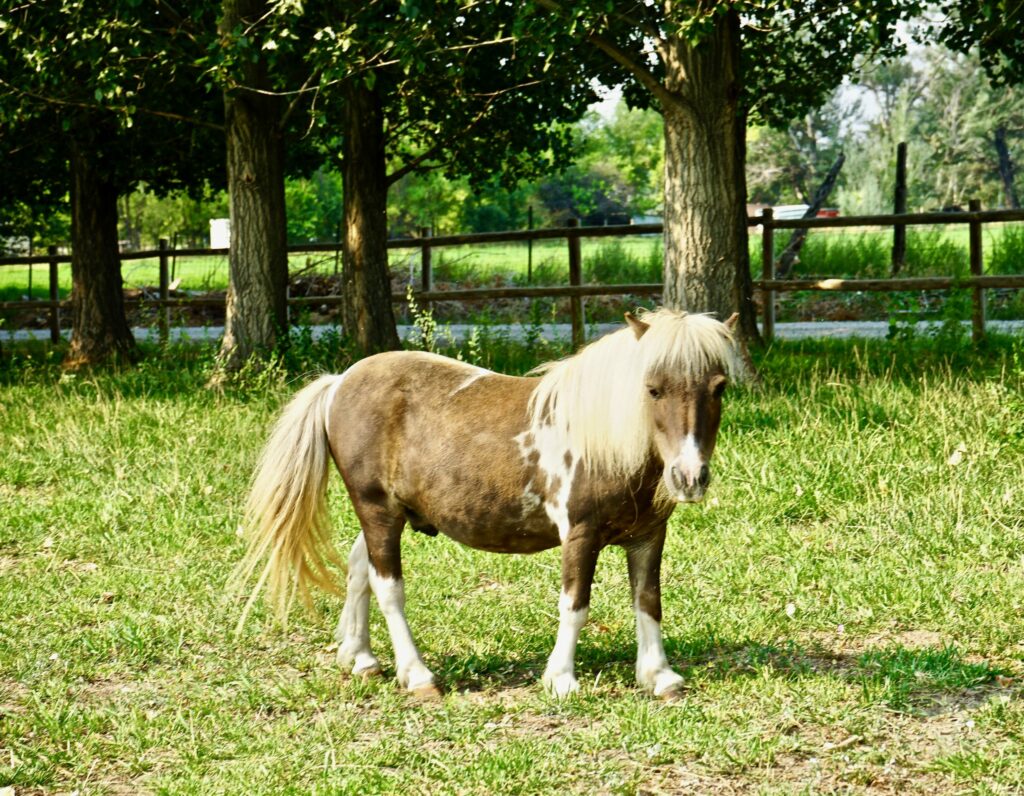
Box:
420, 225, 432, 315
892, 141, 907, 274
527, 205, 534, 284
969, 198, 986, 343
48, 245, 60, 344
567, 217, 584, 349
158, 237, 170, 343
760, 208, 775, 342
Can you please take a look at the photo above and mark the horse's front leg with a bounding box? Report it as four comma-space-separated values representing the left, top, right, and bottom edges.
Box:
626, 532, 684, 698
542, 525, 600, 698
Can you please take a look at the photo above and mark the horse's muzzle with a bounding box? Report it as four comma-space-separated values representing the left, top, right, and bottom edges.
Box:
667, 463, 710, 502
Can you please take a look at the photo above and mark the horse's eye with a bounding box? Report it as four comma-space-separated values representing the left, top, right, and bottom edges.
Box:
648, 387, 661, 399
712, 380, 728, 399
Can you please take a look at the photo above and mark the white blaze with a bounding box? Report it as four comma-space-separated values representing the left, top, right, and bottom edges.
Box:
673, 433, 703, 484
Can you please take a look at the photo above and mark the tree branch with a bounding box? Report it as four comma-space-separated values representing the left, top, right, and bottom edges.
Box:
0, 78, 224, 132
385, 87, 510, 185
533, 0, 678, 110
278, 69, 319, 130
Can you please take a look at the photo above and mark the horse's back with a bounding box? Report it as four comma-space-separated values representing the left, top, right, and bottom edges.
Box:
325, 352, 552, 544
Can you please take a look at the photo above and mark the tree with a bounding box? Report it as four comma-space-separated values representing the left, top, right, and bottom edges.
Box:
747, 92, 855, 206
941, 1, 1024, 85
0, 116, 69, 249
941, 2, 1024, 208
0, 0, 223, 366
388, 170, 468, 235
287, 1, 596, 354
213, 0, 292, 371
535, 1, 917, 341
916, 50, 1024, 210
582, 103, 665, 215
285, 170, 344, 243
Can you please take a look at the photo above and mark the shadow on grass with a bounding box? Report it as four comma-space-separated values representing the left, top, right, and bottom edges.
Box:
752, 333, 1024, 388
437, 634, 1008, 713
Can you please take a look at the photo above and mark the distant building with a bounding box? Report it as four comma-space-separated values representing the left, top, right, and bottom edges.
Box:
772, 204, 811, 220
209, 218, 231, 249
771, 204, 840, 220
1, 236, 31, 255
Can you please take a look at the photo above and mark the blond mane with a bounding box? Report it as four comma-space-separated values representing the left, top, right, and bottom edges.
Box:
527, 309, 741, 476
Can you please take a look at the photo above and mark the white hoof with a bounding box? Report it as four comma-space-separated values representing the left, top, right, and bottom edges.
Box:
543, 670, 580, 698
397, 662, 436, 692
639, 667, 684, 697
337, 644, 381, 677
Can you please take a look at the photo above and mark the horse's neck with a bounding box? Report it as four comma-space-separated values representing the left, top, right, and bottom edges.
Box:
580, 454, 673, 527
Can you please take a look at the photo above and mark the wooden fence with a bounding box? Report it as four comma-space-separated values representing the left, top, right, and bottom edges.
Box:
2, 206, 1024, 348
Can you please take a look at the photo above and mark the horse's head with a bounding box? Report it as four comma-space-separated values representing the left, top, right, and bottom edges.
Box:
626, 310, 739, 503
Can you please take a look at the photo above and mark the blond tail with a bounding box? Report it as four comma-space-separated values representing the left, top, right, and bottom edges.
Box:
231, 374, 345, 633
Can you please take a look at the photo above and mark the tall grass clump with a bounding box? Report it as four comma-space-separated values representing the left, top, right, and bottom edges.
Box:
766, 229, 967, 279
988, 223, 1024, 275
777, 231, 890, 277
584, 239, 662, 283
430, 250, 483, 284
904, 229, 968, 276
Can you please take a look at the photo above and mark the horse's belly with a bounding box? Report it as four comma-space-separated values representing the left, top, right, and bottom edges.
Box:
440, 522, 561, 554
408, 502, 562, 554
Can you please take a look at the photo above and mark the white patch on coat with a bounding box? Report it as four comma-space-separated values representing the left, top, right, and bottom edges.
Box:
452, 366, 492, 395
634, 606, 683, 696
515, 425, 577, 541
543, 590, 588, 697
368, 566, 435, 690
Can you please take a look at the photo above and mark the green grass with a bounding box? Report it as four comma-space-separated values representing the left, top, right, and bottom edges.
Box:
2, 333, 1024, 793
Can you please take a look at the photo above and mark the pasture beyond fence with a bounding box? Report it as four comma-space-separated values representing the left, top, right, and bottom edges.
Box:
3, 206, 1024, 348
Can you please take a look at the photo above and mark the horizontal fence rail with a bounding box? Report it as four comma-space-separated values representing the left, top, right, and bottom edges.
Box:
2, 207, 1023, 347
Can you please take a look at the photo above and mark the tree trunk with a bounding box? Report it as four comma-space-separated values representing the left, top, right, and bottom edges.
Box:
775, 152, 845, 278
661, 10, 751, 336
995, 125, 1021, 209
65, 141, 137, 368
216, 0, 289, 372
341, 80, 401, 355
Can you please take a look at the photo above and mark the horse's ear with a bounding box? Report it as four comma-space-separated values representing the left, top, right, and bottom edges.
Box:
624, 312, 650, 340
723, 312, 739, 331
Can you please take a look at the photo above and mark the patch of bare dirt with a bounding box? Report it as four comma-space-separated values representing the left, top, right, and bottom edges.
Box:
0, 678, 30, 717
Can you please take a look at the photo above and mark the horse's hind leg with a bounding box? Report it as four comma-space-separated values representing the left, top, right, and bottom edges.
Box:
359, 503, 439, 697
335, 532, 382, 678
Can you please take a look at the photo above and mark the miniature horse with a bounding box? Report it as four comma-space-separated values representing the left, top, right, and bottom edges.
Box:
235, 309, 741, 699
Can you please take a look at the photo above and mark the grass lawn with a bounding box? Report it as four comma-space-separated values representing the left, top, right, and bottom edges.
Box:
2, 333, 1024, 794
